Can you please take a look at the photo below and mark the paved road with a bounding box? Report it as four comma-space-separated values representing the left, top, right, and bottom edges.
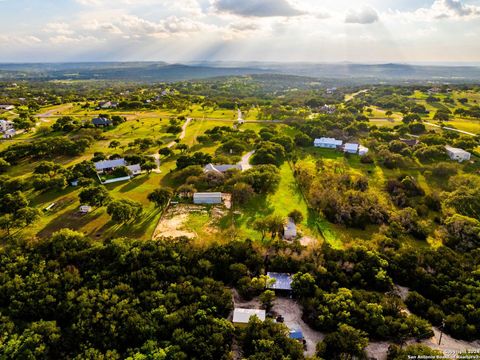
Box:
238, 150, 255, 170
424, 121, 477, 136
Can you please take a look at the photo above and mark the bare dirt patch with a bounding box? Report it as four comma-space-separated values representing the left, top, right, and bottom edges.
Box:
153, 212, 195, 240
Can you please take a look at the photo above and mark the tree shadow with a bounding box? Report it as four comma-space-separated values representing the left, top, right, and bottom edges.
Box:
37, 208, 103, 238
96, 208, 161, 239
118, 175, 150, 193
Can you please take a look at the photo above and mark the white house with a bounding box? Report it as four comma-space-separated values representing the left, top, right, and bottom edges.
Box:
203, 163, 243, 174
445, 145, 471, 162
358, 145, 369, 156
314, 137, 343, 149
0, 105, 15, 111
232, 308, 266, 325
283, 218, 297, 240
94, 158, 128, 173
319, 104, 336, 114
343, 143, 359, 154
94, 158, 142, 176
193, 192, 223, 205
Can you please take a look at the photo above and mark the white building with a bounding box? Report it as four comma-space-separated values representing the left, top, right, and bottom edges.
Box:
319, 104, 336, 114
314, 137, 343, 149
232, 308, 266, 325
79, 205, 92, 214
193, 192, 223, 205
343, 143, 359, 154
445, 145, 471, 162
0, 105, 15, 111
0, 119, 15, 138
94, 158, 128, 173
283, 218, 297, 240
358, 145, 369, 156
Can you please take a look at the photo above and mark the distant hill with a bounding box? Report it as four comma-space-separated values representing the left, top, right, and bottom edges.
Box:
1, 61, 480, 83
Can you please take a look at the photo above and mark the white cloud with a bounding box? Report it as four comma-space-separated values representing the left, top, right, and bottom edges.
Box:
213, 0, 305, 17
345, 6, 379, 24
44, 22, 74, 35
418, 0, 480, 19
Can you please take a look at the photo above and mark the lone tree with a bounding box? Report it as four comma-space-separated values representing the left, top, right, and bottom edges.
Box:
107, 199, 142, 223
316, 324, 369, 360
288, 209, 304, 224
159, 147, 173, 157
148, 188, 172, 209
79, 186, 111, 208
259, 290, 276, 312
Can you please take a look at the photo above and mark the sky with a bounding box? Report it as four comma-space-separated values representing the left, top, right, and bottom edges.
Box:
0, 0, 479, 64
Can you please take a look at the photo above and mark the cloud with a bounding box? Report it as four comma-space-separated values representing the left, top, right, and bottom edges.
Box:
44, 22, 74, 35
213, 0, 304, 17
426, 0, 480, 19
345, 6, 379, 24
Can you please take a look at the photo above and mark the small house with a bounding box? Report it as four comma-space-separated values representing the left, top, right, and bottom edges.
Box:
126, 164, 142, 176
445, 145, 471, 162
358, 145, 369, 156
343, 143, 359, 154
92, 117, 113, 127
319, 104, 336, 114
79, 205, 92, 214
267, 272, 293, 292
283, 218, 297, 240
314, 137, 343, 149
232, 308, 266, 325
193, 192, 223, 205
0, 105, 15, 111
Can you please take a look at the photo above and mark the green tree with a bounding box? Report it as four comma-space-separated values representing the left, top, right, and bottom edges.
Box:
107, 199, 143, 223
316, 324, 369, 360
259, 290, 276, 312
148, 188, 172, 209
79, 186, 111, 207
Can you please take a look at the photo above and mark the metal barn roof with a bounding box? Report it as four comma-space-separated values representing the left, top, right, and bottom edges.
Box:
233, 308, 266, 323
267, 272, 293, 291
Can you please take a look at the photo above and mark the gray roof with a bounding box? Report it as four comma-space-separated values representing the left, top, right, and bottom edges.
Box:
445, 145, 470, 155
193, 192, 222, 198
127, 164, 142, 173
344, 143, 359, 152
204, 163, 241, 173
94, 158, 126, 171
233, 308, 266, 323
267, 272, 293, 291
314, 137, 343, 146
92, 117, 112, 125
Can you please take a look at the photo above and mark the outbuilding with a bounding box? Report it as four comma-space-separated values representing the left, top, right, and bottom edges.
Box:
358, 145, 369, 156
267, 272, 293, 292
343, 143, 359, 154
283, 218, 297, 240
79, 205, 92, 214
193, 192, 223, 205
232, 308, 266, 325
445, 145, 471, 162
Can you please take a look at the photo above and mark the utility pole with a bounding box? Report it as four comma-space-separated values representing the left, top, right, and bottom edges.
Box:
438, 320, 445, 346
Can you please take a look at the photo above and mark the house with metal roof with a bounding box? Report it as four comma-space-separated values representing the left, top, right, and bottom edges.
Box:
314, 137, 343, 148
232, 308, 266, 325
94, 159, 127, 172
203, 163, 243, 174
267, 272, 293, 291
92, 117, 113, 127
193, 192, 223, 205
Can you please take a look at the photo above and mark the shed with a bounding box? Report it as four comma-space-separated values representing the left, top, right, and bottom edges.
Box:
232, 308, 266, 325
314, 137, 343, 148
267, 272, 293, 291
283, 218, 297, 240
193, 192, 222, 205
79, 205, 92, 214
358, 145, 369, 156
445, 145, 471, 162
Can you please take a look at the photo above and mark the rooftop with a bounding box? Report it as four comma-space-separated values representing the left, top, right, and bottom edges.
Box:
193, 192, 223, 198
233, 308, 266, 323
267, 272, 293, 291
94, 158, 126, 171
314, 137, 343, 146
445, 145, 470, 155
